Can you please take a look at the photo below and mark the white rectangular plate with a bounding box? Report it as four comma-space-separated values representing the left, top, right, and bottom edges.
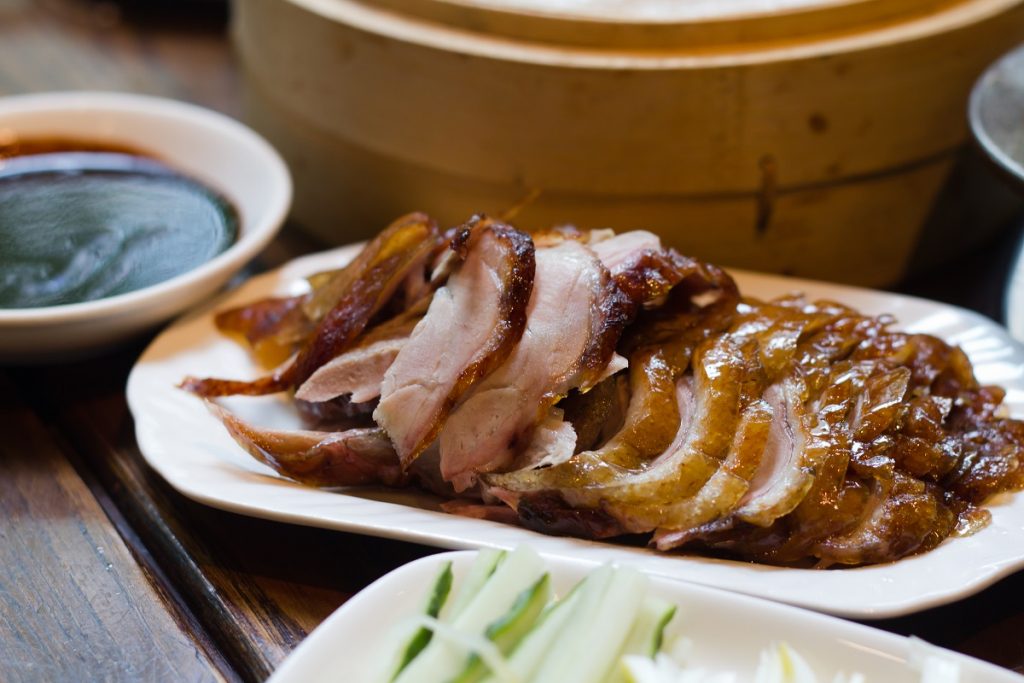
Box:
127, 246, 1024, 619
266, 550, 1024, 683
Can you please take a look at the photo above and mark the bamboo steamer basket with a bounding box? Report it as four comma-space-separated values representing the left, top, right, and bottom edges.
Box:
233, 0, 1024, 286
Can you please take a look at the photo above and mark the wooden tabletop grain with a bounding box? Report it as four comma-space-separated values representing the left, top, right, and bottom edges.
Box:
2, 2, 1024, 681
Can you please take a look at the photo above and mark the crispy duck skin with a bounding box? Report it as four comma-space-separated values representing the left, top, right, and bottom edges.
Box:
208, 402, 406, 488
212, 214, 443, 365
374, 216, 536, 467
213, 294, 313, 368
181, 213, 440, 398
192, 214, 1024, 568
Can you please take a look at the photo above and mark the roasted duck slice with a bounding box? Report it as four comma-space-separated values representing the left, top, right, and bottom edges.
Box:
208, 402, 406, 488
374, 216, 536, 467
651, 399, 773, 548
814, 470, 957, 566
294, 296, 429, 404
560, 373, 630, 453
213, 294, 312, 368
437, 240, 615, 490
183, 213, 441, 397
589, 230, 661, 274
730, 378, 831, 526
489, 333, 755, 531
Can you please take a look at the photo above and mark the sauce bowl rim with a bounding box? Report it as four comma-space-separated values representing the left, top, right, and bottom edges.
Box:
0, 90, 292, 326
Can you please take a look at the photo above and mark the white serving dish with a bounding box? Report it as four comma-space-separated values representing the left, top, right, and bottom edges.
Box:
267, 550, 1024, 683
127, 244, 1024, 619
0, 91, 291, 362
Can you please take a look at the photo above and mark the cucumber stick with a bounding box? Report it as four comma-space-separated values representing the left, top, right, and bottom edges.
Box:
531, 565, 648, 683
392, 546, 545, 683
478, 575, 589, 683
388, 561, 454, 681
602, 597, 677, 683
445, 548, 504, 620
449, 574, 552, 683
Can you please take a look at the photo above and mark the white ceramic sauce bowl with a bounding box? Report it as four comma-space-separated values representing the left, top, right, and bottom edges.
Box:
0, 91, 291, 362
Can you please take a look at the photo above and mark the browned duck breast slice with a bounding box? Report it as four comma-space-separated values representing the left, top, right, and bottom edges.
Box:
294, 299, 429, 404
438, 240, 612, 490
488, 334, 754, 535
650, 399, 773, 548
208, 402, 406, 488
296, 337, 407, 405
374, 217, 535, 467
730, 378, 831, 527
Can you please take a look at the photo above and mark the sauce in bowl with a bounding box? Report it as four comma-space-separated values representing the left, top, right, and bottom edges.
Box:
0, 140, 238, 309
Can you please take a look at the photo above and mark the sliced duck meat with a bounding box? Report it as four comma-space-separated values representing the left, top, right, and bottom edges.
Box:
182, 213, 441, 398
490, 333, 755, 537
585, 348, 681, 472
814, 471, 957, 566
438, 240, 617, 490
374, 216, 535, 467
295, 394, 377, 432
560, 373, 630, 453
207, 402, 406, 488
731, 378, 831, 527
485, 349, 687, 496
566, 338, 753, 521
295, 296, 430, 404
651, 399, 773, 549
738, 362, 896, 562
588, 230, 661, 275
512, 407, 578, 470
296, 337, 406, 405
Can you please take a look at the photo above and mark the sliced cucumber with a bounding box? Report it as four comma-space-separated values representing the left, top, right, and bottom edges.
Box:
449, 573, 552, 683
529, 564, 648, 683
479, 575, 589, 683
445, 548, 504, 621
388, 560, 454, 680
624, 597, 676, 658
392, 546, 545, 683
603, 597, 677, 683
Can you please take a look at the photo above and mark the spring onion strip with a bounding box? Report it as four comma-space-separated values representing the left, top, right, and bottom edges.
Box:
401, 614, 521, 683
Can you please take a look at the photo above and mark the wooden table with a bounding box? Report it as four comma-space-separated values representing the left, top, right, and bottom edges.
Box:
2, 2, 1023, 681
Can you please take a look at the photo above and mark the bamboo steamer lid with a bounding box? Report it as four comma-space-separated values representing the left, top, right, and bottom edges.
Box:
369, 0, 957, 47
234, 0, 1024, 284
